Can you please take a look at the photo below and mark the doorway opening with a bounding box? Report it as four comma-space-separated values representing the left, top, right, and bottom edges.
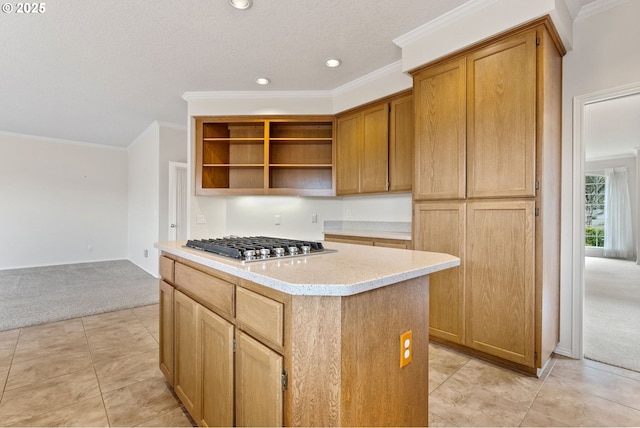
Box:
169, 162, 188, 241
573, 83, 640, 372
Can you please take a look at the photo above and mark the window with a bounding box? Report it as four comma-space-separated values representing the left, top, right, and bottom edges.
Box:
585, 174, 605, 247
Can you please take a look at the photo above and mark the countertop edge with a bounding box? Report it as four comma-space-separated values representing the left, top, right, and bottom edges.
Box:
155, 241, 459, 297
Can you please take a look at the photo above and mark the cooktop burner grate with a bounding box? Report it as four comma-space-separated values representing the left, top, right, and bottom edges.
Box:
185, 236, 329, 262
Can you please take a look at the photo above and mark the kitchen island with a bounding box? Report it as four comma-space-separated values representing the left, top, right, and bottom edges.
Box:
155, 240, 459, 427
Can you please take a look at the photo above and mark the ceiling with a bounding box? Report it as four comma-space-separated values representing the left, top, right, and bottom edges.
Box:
585, 93, 640, 160
0, 0, 468, 147
1, 0, 631, 154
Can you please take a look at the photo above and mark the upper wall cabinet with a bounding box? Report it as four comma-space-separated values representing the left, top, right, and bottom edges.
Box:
194, 116, 335, 196
413, 29, 538, 201
413, 58, 466, 200
336, 91, 413, 196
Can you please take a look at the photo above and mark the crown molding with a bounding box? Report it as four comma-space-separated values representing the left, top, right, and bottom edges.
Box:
576, 0, 629, 21
182, 90, 333, 101
0, 129, 127, 150
393, 0, 498, 48
331, 61, 405, 97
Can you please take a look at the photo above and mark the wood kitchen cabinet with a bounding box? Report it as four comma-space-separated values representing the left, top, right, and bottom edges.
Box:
173, 290, 200, 419
413, 202, 465, 344
389, 94, 414, 192
235, 330, 283, 427
412, 16, 563, 374
195, 116, 335, 196
465, 200, 535, 366
336, 91, 413, 195
159, 280, 174, 385
160, 257, 285, 427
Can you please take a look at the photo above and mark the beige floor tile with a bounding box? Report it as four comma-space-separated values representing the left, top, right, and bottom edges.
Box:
550, 357, 640, 410
521, 374, 640, 427
11, 332, 90, 365
428, 343, 471, 393
429, 410, 457, 427
0, 329, 19, 369
583, 357, 640, 381
95, 349, 162, 393
103, 377, 183, 427
4, 344, 93, 391
0, 367, 101, 426
86, 323, 158, 366
136, 405, 195, 427
134, 305, 160, 342
82, 308, 139, 332
7, 394, 109, 427
133, 304, 159, 322
17, 317, 85, 343
0, 367, 8, 402
429, 358, 544, 427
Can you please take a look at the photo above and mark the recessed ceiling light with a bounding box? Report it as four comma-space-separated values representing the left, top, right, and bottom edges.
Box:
325, 58, 342, 68
229, 0, 252, 10
256, 77, 270, 85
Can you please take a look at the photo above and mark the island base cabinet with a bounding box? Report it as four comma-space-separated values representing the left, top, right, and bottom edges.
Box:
159, 255, 439, 427
173, 291, 200, 420
174, 290, 235, 427
159, 280, 174, 385
200, 306, 234, 427
236, 330, 284, 427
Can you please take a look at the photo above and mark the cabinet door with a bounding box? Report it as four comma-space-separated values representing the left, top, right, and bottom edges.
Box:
389, 94, 414, 192
336, 113, 362, 195
414, 202, 465, 343
467, 30, 537, 198
174, 291, 201, 420
414, 57, 466, 200
235, 330, 283, 427
199, 306, 234, 427
159, 280, 174, 385
465, 200, 535, 367
360, 103, 389, 193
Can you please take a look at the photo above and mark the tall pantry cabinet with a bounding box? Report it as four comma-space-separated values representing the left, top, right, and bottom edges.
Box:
412, 17, 564, 374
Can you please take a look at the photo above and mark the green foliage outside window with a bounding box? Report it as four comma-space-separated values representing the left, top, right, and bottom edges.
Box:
585, 226, 604, 247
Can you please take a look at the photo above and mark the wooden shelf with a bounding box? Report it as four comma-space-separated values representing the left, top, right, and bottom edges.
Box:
195, 117, 335, 195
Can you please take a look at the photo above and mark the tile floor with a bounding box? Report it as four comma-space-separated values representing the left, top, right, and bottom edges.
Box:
1, 305, 639, 427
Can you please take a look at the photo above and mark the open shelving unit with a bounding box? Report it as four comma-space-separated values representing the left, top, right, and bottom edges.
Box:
195, 117, 335, 196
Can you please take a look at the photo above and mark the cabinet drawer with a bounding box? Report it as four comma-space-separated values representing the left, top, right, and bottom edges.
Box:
174, 263, 234, 318
236, 287, 284, 347
159, 256, 175, 283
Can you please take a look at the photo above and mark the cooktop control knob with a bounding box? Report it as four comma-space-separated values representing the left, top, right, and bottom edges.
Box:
274, 247, 285, 257
259, 248, 271, 258
243, 250, 256, 261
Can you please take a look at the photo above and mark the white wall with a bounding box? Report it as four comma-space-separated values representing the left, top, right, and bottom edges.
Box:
0, 132, 128, 269
128, 122, 188, 276
557, 0, 640, 355
127, 123, 160, 275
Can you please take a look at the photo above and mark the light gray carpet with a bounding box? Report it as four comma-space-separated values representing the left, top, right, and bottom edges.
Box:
0, 260, 158, 331
584, 256, 640, 372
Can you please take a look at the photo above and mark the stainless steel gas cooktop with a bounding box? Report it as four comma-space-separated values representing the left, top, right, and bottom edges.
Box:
185, 236, 334, 263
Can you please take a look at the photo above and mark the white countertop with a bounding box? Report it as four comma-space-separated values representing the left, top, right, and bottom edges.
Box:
155, 240, 459, 297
